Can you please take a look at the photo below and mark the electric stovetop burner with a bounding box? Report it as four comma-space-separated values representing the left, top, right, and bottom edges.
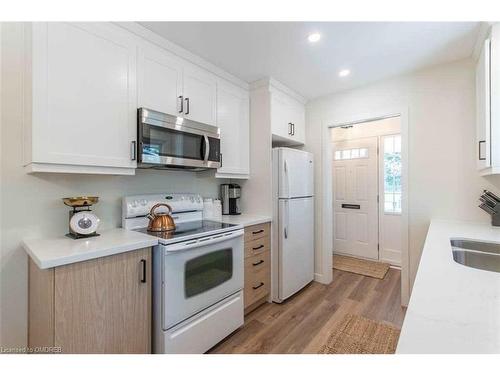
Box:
134, 220, 239, 243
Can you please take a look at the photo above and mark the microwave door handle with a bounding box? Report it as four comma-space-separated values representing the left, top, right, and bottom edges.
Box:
203, 135, 210, 163
164, 229, 244, 252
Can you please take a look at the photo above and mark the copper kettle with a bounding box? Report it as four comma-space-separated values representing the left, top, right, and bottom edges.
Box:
146, 203, 176, 232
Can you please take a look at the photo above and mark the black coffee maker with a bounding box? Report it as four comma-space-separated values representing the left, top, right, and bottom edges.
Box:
220, 184, 241, 215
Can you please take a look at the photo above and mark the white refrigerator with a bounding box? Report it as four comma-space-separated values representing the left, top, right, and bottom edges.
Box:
272, 147, 314, 303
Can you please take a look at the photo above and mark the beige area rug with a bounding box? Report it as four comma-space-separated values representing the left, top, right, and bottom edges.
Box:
318, 314, 400, 354
333, 255, 390, 279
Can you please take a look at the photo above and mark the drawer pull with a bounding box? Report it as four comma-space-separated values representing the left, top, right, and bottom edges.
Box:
252, 282, 265, 290
252, 229, 264, 235
252, 259, 265, 266
252, 244, 264, 251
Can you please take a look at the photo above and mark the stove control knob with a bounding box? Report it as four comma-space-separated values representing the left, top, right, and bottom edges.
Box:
190, 196, 194, 202
141, 200, 148, 206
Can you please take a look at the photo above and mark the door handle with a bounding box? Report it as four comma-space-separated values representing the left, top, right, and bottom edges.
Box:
252, 259, 265, 266
203, 134, 210, 163
252, 282, 265, 290
185, 97, 190, 115
284, 199, 289, 239
178, 95, 184, 113
140, 259, 146, 283
288, 123, 292, 135
479, 140, 486, 161
291, 123, 295, 136
130, 141, 136, 161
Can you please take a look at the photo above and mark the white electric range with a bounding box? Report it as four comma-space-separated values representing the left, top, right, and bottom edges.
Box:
122, 193, 244, 354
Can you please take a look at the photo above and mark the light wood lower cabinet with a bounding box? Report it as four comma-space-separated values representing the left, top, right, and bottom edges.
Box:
243, 223, 271, 314
28, 247, 152, 353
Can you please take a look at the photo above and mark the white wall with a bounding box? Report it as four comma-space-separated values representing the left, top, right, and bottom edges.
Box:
305, 58, 500, 298
0, 24, 226, 348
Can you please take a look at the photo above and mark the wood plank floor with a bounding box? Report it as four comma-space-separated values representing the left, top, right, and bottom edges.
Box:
209, 268, 406, 354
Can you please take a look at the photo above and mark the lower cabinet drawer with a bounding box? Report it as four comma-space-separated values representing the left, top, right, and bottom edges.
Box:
244, 223, 270, 242
244, 236, 270, 258
244, 251, 270, 308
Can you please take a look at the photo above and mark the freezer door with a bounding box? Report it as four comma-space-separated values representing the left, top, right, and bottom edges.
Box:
278, 148, 314, 198
278, 197, 314, 300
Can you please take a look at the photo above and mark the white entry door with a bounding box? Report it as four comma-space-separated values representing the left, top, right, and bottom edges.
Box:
332, 137, 379, 260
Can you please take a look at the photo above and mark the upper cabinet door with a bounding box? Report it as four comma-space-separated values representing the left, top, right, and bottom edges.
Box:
270, 89, 305, 146
216, 81, 250, 178
290, 98, 306, 144
182, 65, 217, 125
138, 43, 183, 116
476, 38, 491, 170
31, 23, 137, 169
271, 91, 292, 140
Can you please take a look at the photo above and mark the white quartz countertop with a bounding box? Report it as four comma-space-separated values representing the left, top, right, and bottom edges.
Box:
219, 214, 271, 227
23, 228, 159, 269
396, 219, 500, 353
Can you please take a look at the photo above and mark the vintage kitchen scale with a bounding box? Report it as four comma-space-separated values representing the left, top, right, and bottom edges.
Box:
62, 196, 101, 239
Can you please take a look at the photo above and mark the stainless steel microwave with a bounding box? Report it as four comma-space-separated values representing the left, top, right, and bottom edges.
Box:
137, 108, 221, 171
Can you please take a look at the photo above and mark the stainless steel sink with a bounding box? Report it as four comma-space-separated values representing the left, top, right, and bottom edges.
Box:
451, 238, 500, 273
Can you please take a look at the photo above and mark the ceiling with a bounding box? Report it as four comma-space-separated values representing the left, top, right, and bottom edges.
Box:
139, 22, 481, 100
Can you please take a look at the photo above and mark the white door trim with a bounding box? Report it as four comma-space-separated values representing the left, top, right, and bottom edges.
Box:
323, 108, 410, 306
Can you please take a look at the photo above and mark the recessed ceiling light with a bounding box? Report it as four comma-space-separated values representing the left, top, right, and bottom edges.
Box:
339, 69, 351, 77
308, 33, 321, 43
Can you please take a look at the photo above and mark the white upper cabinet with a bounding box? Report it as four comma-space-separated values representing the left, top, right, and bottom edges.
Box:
19, 22, 245, 175
476, 38, 491, 171
477, 24, 500, 175
182, 64, 217, 125
27, 22, 138, 175
289, 97, 306, 144
216, 80, 250, 179
271, 90, 292, 140
138, 43, 183, 116
269, 83, 306, 146
138, 45, 217, 126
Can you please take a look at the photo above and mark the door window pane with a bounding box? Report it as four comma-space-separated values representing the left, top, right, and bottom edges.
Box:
383, 135, 402, 213
334, 147, 369, 160
184, 249, 233, 298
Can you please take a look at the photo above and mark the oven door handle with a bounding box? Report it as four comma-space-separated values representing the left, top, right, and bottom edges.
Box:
203, 134, 210, 164
164, 229, 244, 252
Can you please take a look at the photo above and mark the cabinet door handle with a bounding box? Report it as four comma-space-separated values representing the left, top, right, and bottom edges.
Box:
252, 229, 264, 235
288, 122, 292, 135
252, 244, 264, 250
178, 95, 184, 113
252, 259, 265, 266
131, 141, 136, 161
140, 259, 146, 283
479, 140, 487, 161
291, 123, 295, 136
185, 97, 190, 115
252, 282, 265, 290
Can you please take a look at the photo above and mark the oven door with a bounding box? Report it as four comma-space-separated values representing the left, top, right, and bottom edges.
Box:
161, 229, 244, 330
138, 109, 221, 169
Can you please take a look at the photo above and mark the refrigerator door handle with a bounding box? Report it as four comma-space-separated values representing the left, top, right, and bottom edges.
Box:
284, 200, 289, 239
284, 159, 290, 198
